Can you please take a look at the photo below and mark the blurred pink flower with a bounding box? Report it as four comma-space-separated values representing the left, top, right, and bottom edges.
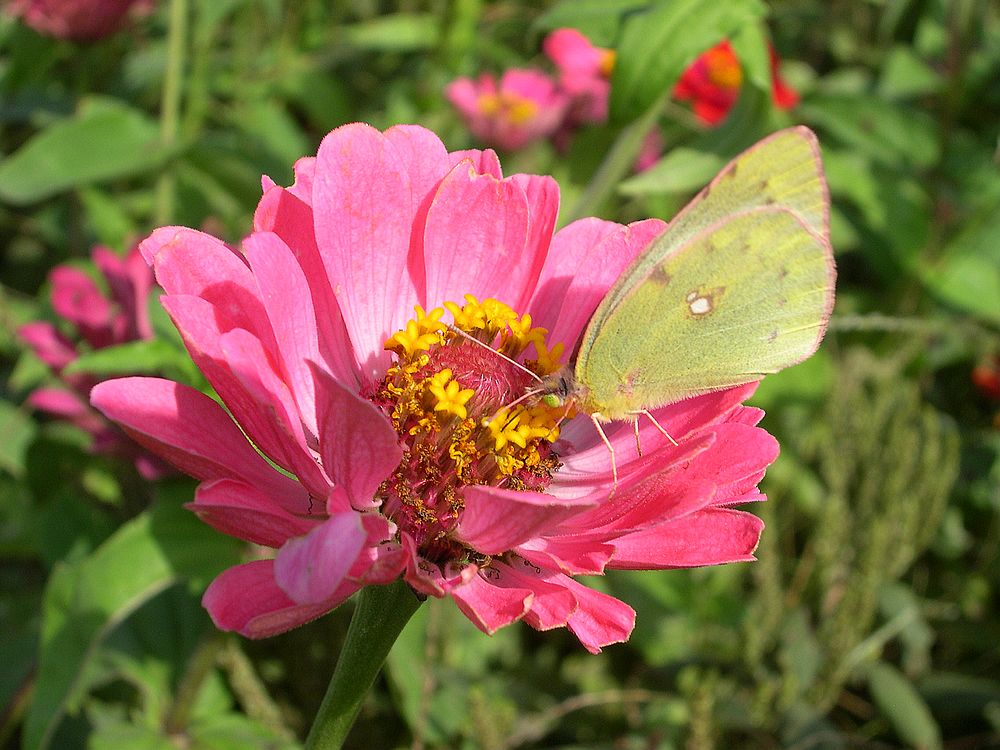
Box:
447, 69, 569, 151
674, 41, 799, 126
92, 123, 774, 652
19, 245, 166, 478
3, 0, 153, 40
542, 28, 663, 170
543, 27, 615, 125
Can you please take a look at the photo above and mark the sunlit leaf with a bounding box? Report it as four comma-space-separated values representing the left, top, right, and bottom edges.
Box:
0, 99, 171, 205
611, 0, 765, 122
24, 499, 240, 750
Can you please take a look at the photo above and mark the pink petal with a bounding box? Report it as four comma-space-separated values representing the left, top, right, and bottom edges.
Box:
26, 387, 88, 417
187, 479, 318, 548
50, 265, 114, 347
310, 362, 402, 510
90, 377, 309, 513
547, 218, 666, 348
252, 186, 358, 387
161, 294, 326, 495
491, 560, 578, 631
608, 507, 764, 569
274, 511, 369, 604
559, 576, 635, 653
517, 536, 616, 576
18, 322, 77, 369
422, 162, 533, 309
244, 231, 322, 437
313, 123, 423, 378
449, 570, 533, 634
93, 245, 154, 340
203, 560, 356, 638
527, 218, 621, 336
447, 148, 503, 178
218, 328, 333, 499
140, 226, 277, 353
455, 486, 593, 555
510, 173, 559, 285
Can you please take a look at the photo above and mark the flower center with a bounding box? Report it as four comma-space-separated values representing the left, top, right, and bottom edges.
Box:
478, 92, 540, 126
705, 46, 743, 90
374, 295, 566, 564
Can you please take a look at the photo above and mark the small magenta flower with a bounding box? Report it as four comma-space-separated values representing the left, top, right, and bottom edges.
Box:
674, 40, 799, 126
19, 245, 166, 478
3, 0, 153, 40
92, 124, 774, 652
446, 69, 570, 151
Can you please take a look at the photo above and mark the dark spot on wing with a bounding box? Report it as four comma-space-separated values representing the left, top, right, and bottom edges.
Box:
767, 330, 779, 342
649, 265, 672, 285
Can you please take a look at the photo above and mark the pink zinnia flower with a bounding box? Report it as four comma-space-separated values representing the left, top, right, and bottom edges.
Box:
543, 27, 615, 125
446, 69, 569, 151
91, 123, 774, 652
674, 41, 799, 126
3, 0, 153, 40
19, 245, 166, 477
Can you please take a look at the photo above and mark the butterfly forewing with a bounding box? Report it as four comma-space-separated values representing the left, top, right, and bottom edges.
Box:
587, 127, 829, 336
575, 205, 835, 419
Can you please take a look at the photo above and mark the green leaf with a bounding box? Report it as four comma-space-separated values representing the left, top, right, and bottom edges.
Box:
24, 500, 241, 750
0, 399, 36, 477
342, 13, 440, 52
868, 662, 943, 750
532, 0, 648, 46
610, 0, 765, 122
619, 147, 725, 196
798, 94, 939, 169
0, 99, 171, 205
730, 21, 770, 94
920, 200, 1000, 324
878, 45, 943, 99
62, 338, 199, 381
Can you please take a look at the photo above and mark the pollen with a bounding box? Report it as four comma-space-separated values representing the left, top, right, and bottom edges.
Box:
373, 296, 566, 564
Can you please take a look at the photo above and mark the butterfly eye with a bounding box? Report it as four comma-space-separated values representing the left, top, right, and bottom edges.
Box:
543, 393, 562, 408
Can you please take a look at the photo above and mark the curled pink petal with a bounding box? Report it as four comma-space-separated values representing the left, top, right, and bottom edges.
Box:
310, 362, 402, 510
450, 571, 534, 635
274, 512, 369, 604
204, 560, 358, 638
188, 479, 318, 548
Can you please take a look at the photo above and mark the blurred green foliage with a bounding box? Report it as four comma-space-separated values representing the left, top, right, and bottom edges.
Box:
2, 0, 999, 748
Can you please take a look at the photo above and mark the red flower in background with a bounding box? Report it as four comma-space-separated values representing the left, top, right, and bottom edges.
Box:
973, 356, 1000, 401
19, 245, 168, 478
3, 0, 153, 41
674, 41, 799, 126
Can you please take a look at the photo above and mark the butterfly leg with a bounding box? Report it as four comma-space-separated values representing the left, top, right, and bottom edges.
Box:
633, 419, 642, 457
590, 413, 618, 495
639, 409, 679, 446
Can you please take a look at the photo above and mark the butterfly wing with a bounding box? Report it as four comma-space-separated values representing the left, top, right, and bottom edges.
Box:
588, 126, 830, 329
575, 204, 835, 419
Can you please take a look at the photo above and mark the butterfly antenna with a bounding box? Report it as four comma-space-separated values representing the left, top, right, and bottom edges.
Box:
638, 410, 679, 446
446, 324, 544, 383
482, 386, 545, 426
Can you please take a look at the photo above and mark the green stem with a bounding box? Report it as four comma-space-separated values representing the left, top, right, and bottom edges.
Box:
304, 580, 423, 749
162, 629, 225, 735
154, 0, 188, 226
561, 95, 666, 227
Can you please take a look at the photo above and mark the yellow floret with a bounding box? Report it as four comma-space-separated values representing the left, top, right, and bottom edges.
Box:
427, 369, 476, 420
